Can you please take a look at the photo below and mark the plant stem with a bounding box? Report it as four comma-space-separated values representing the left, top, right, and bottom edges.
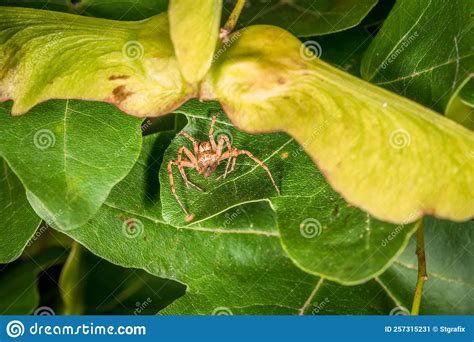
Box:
221, 0, 246, 39
411, 219, 427, 315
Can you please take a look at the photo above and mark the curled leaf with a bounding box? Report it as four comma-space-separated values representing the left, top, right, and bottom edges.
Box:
2, 7, 472, 225
169, 0, 222, 84
0, 7, 193, 117
202, 25, 474, 224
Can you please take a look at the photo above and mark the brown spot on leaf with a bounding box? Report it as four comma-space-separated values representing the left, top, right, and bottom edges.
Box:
113, 85, 133, 103
281, 152, 289, 159
120, 218, 136, 230
118, 214, 130, 222
109, 75, 130, 80
424, 208, 436, 216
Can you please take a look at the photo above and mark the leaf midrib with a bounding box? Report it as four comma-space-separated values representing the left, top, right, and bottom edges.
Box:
374, 54, 474, 86
394, 260, 474, 287
365, 0, 434, 81
102, 202, 280, 237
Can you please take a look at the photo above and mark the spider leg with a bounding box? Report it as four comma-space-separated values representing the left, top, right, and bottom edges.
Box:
218, 150, 232, 170
208, 115, 218, 150
178, 131, 199, 155
177, 147, 203, 192
218, 150, 237, 179
229, 156, 237, 173
235, 149, 280, 194
216, 135, 233, 179
167, 160, 190, 216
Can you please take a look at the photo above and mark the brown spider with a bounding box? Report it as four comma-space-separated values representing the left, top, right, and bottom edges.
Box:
167, 115, 280, 220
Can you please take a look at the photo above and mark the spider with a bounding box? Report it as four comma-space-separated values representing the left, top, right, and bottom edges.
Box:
167, 115, 280, 220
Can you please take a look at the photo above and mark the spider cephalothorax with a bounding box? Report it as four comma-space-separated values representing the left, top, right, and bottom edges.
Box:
196, 141, 219, 177
167, 115, 280, 220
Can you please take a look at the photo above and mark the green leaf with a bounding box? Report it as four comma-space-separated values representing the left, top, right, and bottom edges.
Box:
272, 171, 418, 286
160, 100, 416, 284
223, 0, 378, 37
358, 0, 395, 31
52, 131, 404, 314
459, 78, 474, 106
446, 77, 474, 130
44, 126, 460, 314
169, 0, 222, 84
59, 242, 185, 315
0, 246, 67, 314
0, 7, 192, 116
360, 0, 474, 113
160, 101, 281, 226
162, 277, 397, 315
0, 158, 41, 263
202, 24, 474, 224
23, 225, 73, 258
79, 0, 168, 19
1, 0, 168, 20
0, 100, 143, 230
311, 27, 373, 77
378, 217, 474, 315
5, 8, 472, 225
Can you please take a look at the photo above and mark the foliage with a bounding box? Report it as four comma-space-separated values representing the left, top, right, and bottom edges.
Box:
0, 0, 472, 315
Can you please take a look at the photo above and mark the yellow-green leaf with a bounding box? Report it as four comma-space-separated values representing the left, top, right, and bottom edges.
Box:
201, 25, 474, 224
169, 0, 222, 84
0, 7, 193, 116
